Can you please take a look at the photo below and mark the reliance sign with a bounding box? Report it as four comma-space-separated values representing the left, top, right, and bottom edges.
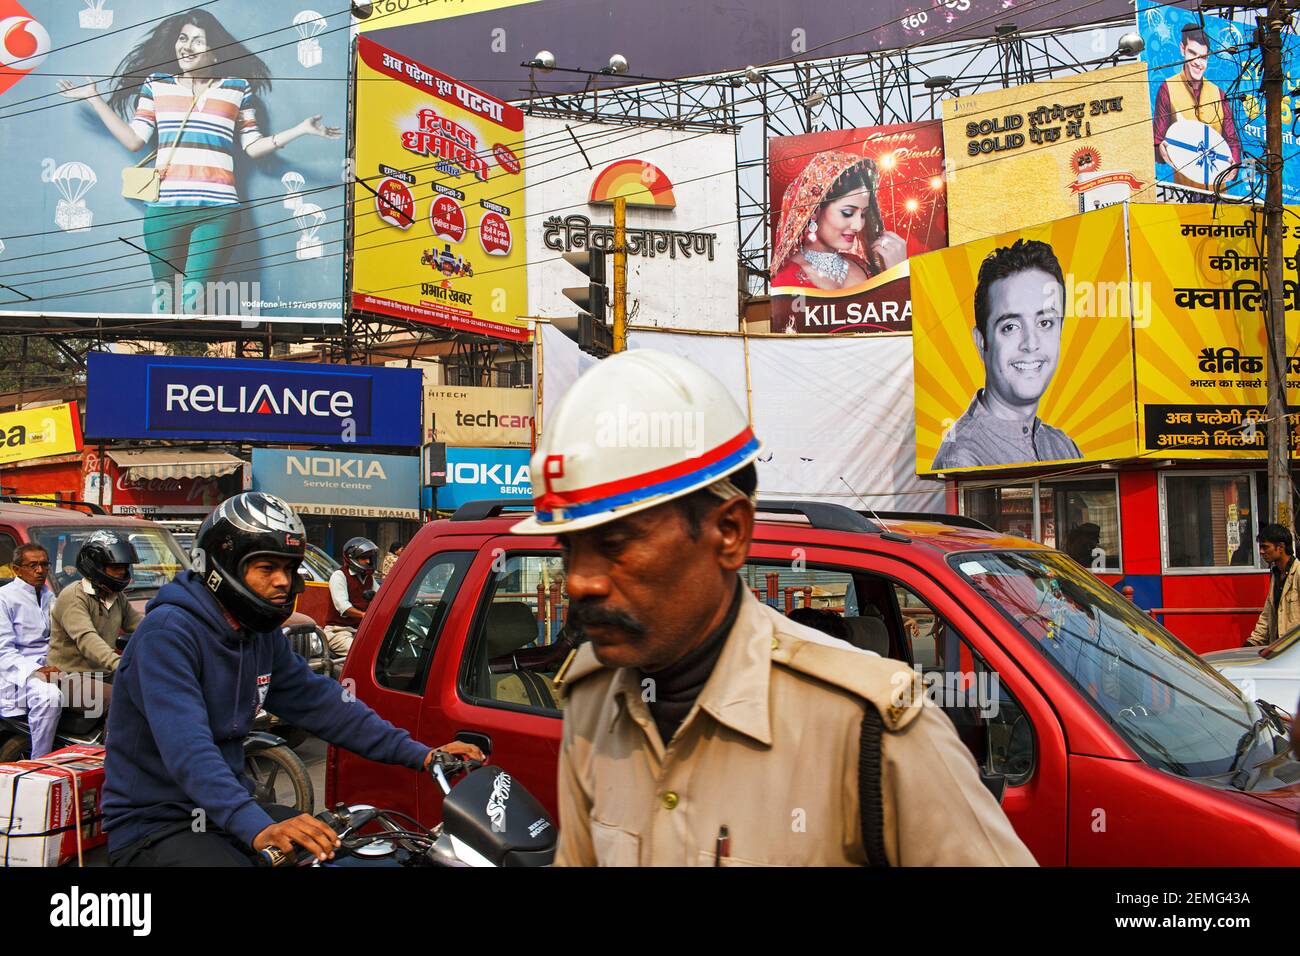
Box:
86, 353, 422, 447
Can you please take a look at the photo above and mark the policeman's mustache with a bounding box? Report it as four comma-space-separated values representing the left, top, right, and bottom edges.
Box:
567, 599, 649, 640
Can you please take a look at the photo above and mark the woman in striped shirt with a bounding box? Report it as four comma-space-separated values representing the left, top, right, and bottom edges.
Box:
58, 9, 340, 311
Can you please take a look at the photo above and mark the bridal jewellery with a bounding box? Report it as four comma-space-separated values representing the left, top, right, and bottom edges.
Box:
802, 249, 849, 284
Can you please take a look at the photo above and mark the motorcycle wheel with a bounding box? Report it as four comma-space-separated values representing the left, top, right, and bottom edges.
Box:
245, 744, 314, 814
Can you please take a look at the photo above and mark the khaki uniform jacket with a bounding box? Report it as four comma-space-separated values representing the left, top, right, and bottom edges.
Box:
47, 581, 142, 674
1249, 559, 1300, 646
554, 590, 1037, 867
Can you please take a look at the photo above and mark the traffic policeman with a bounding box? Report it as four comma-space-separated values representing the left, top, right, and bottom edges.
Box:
513, 349, 1036, 866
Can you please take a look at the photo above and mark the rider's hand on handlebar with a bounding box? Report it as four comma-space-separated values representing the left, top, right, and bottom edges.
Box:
424, 741, 485, 770
253, 814, 341, 863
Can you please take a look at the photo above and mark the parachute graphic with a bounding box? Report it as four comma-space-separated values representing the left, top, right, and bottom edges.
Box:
293, 11, 325, 68
51, 161, 98, 232
282, 170, 306, 210
79, 1, 113, 30
295, 203, 326, 259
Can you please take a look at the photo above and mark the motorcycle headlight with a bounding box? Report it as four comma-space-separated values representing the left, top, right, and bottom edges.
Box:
309, 631, 324, 657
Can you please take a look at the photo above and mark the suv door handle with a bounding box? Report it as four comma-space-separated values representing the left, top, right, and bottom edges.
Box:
456, 730, 492, 757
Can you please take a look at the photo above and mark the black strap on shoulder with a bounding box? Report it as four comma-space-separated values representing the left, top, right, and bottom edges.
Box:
858, 704, 888, 868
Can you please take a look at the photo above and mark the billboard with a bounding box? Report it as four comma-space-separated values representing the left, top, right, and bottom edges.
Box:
352, 36, 528, 340
912, 205, 1139, 475
942, 62, 1157, 245
768, 123, 947, 333
252, 448, 420, 519
1138, 1, 1299, 204
1130, 204, 1300, 457
0, 2, 348, 323
525, 117, 738, 332
0, 402, 82, 466
437, 447, 531, 510
362, 0, 1137, 104
425, 385, 533, 446
84, 353, 423, 446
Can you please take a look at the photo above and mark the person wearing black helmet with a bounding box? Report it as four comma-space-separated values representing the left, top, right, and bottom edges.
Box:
322, 535, 379, 657
46, 529, 143, 718
101, 492, 482, 867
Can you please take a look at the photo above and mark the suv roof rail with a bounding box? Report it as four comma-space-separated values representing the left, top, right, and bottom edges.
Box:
0, 495, 107, 517
870, 511, 994, 532
754, 500, 880, 534
450, 500, 535, 522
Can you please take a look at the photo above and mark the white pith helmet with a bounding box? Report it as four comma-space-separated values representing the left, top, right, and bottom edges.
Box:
511, 349, 761, 535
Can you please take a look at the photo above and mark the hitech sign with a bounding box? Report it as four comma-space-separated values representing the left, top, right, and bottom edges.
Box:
85, 353, 422, 446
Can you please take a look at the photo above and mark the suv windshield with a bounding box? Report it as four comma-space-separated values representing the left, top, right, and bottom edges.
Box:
30, 524, 187, 595
951, 549, 1271, 779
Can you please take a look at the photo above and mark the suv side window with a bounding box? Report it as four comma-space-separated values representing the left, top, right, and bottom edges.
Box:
894, 583, 1035, 785
462, 554, 569, 715
375, 551, 473, 693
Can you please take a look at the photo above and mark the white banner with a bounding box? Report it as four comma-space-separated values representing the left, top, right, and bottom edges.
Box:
534, 328, 944, 511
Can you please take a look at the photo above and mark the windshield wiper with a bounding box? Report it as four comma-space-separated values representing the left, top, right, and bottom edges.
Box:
1227, 700, 1281, 784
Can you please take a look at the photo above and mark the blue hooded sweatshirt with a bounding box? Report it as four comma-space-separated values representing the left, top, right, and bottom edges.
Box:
103, 571, 430, 853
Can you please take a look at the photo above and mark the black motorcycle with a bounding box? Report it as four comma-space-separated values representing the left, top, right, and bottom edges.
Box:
259, 751, 555, 867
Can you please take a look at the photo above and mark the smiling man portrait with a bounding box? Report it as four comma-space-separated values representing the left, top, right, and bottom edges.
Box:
931, 238, 1082, 470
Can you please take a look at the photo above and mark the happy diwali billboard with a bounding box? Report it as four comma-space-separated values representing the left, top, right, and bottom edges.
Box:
767, 122, 948, 334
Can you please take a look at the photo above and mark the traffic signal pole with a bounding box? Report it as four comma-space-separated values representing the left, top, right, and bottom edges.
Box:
613, 196, 628, 352
1262, 0, 1294, 530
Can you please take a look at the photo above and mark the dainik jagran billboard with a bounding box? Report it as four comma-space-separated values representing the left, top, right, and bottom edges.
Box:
525, 117, 739, 333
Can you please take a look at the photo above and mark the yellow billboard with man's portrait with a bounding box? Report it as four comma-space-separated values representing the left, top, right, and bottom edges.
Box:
1130, 204, 1300, 458
912, 205, 1139, 475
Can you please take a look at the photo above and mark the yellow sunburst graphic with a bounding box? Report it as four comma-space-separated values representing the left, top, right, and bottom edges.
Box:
1130, 203, 1299, 459
912, 205, 1139, 474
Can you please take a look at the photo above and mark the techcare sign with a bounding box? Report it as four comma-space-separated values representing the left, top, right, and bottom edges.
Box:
437, 447, 531, 510
84, 353, 422, 446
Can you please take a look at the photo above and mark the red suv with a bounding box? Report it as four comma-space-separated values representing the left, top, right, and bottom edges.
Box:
330, 500, 1300, 865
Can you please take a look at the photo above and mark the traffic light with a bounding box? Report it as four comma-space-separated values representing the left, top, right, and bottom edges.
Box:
558, 249, 612, 356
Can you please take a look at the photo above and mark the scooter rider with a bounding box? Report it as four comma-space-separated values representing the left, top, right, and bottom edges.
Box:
322, 536, 378, 657
0, 545, 57, 756
102, 493, 482, 867
47, 530, 144, 717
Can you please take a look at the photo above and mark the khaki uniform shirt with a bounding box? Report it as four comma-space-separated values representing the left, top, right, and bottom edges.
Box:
1249, 558, 1300, 646
47, 579, 141, 674
554, 590, 1037, 867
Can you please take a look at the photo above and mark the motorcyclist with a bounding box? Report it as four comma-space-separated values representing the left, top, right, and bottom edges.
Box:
322, 536, 378, 657
102, 493, 482, 867
47, 530, 144, 719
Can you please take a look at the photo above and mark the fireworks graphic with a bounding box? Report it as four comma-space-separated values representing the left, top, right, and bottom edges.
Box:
875, 147, 946, 246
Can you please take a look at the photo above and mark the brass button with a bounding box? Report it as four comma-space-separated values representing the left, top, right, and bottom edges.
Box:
771, 637, 779, 650
661, 791, 679, 810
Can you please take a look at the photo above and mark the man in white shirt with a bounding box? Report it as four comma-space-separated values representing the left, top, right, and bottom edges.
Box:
0, 545, 59, 756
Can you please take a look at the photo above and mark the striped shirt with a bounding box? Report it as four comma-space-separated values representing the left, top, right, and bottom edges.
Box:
130, 73, 263, 207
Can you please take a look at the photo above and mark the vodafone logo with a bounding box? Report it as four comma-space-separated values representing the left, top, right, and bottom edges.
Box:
0, 3, 50, 95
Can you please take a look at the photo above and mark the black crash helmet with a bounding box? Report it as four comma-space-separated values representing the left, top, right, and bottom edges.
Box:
342, 536, 379, 578
195, 492, 306, 632
75, 529, 140, 594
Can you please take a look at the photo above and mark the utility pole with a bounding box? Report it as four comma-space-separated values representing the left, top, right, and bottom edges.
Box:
1262, 0, 1293, 530
613, 196, 628, 352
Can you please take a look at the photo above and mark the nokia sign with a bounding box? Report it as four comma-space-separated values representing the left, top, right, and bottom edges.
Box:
86, 353, 422, 446
437, 447, 533, 510
252, 448, 419, 519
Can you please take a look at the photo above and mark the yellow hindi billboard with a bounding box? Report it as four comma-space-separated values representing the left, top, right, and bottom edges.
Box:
912, 205, 1139, 475
1130, 204, 1300, 458
942, 62, 1157, 245
352, 36, 529, 341
0, 402, 83, 467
